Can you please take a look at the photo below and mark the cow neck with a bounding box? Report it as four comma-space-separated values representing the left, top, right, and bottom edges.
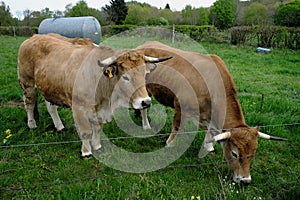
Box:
224, 91, 248, 129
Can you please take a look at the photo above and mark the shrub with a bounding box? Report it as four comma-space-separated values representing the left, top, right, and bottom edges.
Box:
169, 25, 217, 42
229, 26, 300, 50
101, 25, 138, 37
0, 26, 38, 36
229, 26, 253, 45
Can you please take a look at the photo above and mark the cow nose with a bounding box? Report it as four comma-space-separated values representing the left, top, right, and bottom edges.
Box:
240, 179, 251, 186
240, 176, 251, 185
234, 175, 251, 185
141, 99, 151, 108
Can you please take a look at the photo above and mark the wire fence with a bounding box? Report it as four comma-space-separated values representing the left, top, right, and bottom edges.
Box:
0, 122, 299, 149
1, 122, 299, 193
1, 145, 299, 193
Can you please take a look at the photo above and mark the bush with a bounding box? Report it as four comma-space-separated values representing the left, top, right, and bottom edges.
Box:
147, 18, 161, 26
169, 25, 217, 42
229, 26, 300, 50
0, 26, 38, 36
101, 25, 138, 37
229, 26, 253, 45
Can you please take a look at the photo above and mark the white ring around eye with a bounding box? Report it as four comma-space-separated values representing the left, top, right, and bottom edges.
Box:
232, 150, 238, 159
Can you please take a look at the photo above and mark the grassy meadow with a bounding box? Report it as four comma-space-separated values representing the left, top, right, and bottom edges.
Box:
0, 34, 299, 200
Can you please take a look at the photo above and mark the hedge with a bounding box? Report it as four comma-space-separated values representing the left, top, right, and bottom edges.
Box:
229, 26, 300, 50
101, 25, 138, 37
101, 25, 228, 43
0, 26, 38, 37
166, 25, 218, 42
1, 25, 299, 50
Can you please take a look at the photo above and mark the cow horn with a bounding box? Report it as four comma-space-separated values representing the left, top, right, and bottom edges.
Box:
144, 56, 172, 63
258, 132, 288, 141
97, 56, 117, 67
207, 131, 231, 143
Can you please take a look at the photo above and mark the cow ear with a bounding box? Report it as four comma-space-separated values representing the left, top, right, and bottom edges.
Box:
103, 65, 118, 78
98, 58, 118, 78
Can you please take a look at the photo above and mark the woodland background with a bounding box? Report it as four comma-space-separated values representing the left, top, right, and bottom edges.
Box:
0, 0, 299, 49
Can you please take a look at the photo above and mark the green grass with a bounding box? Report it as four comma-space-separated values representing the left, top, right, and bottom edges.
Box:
0, 35, 299, 199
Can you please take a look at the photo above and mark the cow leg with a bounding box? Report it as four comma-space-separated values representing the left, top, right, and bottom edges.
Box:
90, 119, 102, 152
166, 106, 183, 147
45, 100, 64, 131
73, 106, 102, 157
80, 132, 93, 157
19, 79, 38, 129
198, 132, 214, 158
73, 107, 93, 157
203, 132, 215, 152
80, 120, 102, 157
141, 109, 151, 130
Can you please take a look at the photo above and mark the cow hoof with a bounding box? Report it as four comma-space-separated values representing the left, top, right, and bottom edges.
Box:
94, 145, 104, 153
204, 144, 214, 153
56, 124, 65, 131
81, 154, 93, 160
209, 149, 216, 154
166, 141, 175, 147
28, 120, 37, 129
143, 125, 151, 130
81, 151, 92, 158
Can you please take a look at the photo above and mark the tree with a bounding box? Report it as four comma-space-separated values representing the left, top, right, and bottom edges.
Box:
182, 5, 199, 25
276, 0, 300, 27
173, 11, 183, 24
198, 8, 209, 25
243, 2, 267, 25
64, 3, 73, 15
65, 0, 91, 17
209, 0, 234, 29
165, 3, 170, 10
124, 2, 152, 25
22, 9, 32, 26
64, 0, 101, 24
103, 0, 128, 25
160, 7, 173, 24
0, 1, 14, 26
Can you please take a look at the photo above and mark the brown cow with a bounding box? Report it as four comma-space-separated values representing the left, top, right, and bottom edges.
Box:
18, 34, 171, 158
136, 41, 287, 184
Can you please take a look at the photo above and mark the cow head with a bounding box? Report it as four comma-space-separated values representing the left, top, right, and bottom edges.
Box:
207, 127, 287, 184
98, 51, 172, 109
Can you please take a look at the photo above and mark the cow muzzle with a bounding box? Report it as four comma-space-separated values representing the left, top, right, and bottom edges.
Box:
234, 174, 251, 185
133, 97, 152, 109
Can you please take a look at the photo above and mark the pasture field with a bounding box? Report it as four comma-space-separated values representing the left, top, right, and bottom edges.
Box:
0, 34, 299, 200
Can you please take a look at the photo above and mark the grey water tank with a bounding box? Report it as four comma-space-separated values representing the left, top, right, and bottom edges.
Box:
38, 16, 101, 44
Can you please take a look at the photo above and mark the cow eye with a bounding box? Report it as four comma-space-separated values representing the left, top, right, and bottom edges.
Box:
122, 74, 130, 81
232, 150, 238, 159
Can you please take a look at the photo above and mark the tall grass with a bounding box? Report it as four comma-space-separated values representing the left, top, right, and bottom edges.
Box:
0, 35, 299, 199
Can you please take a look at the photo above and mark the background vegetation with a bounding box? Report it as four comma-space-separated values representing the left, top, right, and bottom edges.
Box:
0, 0, 299, 49
0, 31, 299, 199
0, 0, 299, 28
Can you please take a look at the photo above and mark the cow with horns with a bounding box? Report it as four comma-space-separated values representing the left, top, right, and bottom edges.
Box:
136, 41, 287, 184
18, 34, 172, 158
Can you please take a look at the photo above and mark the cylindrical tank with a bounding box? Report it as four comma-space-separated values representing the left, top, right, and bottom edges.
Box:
38, 16, 101, 44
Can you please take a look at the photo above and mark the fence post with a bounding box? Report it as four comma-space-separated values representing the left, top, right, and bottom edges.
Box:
12, 26, 16, 37
172, 24, 175, 44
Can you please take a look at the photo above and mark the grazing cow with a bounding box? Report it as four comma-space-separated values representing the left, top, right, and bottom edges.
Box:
18, 34, 171, 158
136, 41, 287, 184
